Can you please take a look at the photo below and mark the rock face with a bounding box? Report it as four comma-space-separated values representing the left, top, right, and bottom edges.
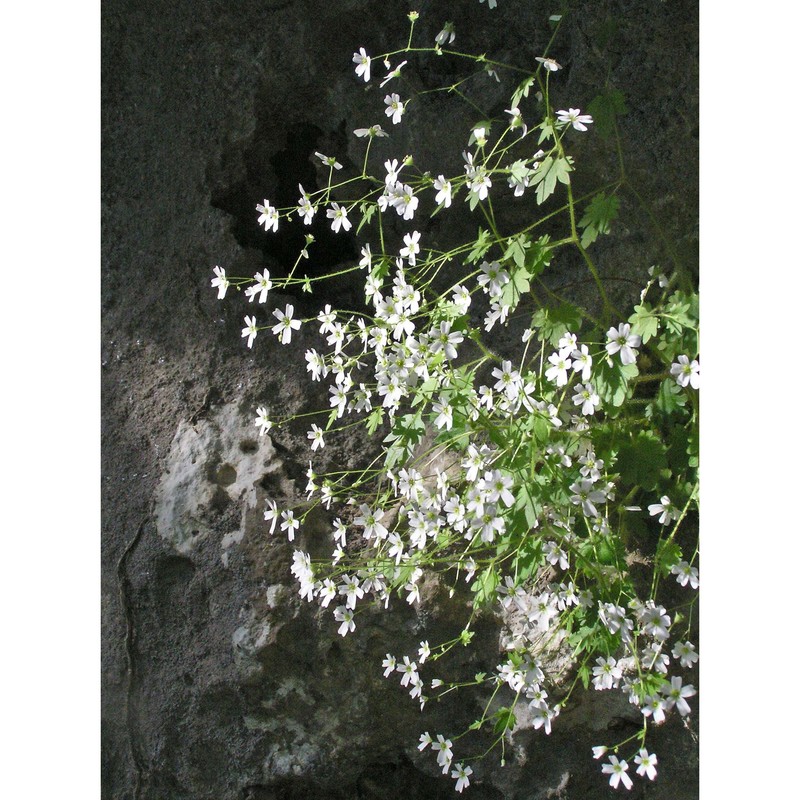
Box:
102, 1, 698, 798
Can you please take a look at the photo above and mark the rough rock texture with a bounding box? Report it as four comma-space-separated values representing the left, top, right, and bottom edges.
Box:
102, 1, 698, 798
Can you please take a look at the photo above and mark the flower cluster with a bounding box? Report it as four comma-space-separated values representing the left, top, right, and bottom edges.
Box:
208, 7, 699, 794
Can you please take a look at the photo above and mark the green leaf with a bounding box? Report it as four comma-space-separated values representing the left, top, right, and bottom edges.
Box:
629, 303, 659, 343
366, 407, 384, 435
526, 234, 553, 278
578, 193, 620, 249
529, 155, 573, 205
511, 75, 537, 109
383, 412, 425, 470
530, 302, 583, 347
578, 663, 591, 690
492, 706, 517, 735
587, 88, 628, 140
655, 539, 682, 576
687, 430, 699, 468
537, 119, 555, 144
356, 202, 376, 234
504, 233, 530, 271
646, 378, 687, 420
617, 430, 669, 491
593, 358, 638, 407
472, 566, 499, 608
509, 160, 534, 189
466, 227, 493, 265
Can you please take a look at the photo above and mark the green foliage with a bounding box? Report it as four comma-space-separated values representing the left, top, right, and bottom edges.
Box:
211, 12, 700, 788
617, 430, 669, 491
578, 192, 620, 248
629, 303, 659, 343
529, 155, 573, 204
530, 301, 583, 347
466, 227, 493, 264
587, 88, 628, 140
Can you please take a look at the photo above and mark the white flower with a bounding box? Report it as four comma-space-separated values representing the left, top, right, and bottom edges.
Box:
256, 199, 279, 232
477, 260, 509, 296
451, 284, 471, 314
354, 124, 388, 138
556, 108, 594, 132
464, 152, 492, 200
601, 755, 633, 790
569, 479, 606, 518
418, 641, 431, 663
642, 695, 668, 725
241, 315, 258, 349
546, 351, 572, 387
648, 495, 676, 525
492, 360, 522, 400
418, 731, 433, 751
307, 424, 325, 451
639, 601, 671, 641
315, 151, 342, 170
451, 763, 472, 793
305, 348, 327, 381
435, 22, 455, 46
478, 0, 498, 8
263, 499, 278, 534
382, 654, 397, 678
327, 202, 352, 233
400, 231, 421, 266
255, 406, 272, 436
353, 47, 371, 82
605, 323, 641, 365
433, 401, 453, 431
592, 656, 622, 690
384, 158, 402, 187
504, 106, 528, 138
469, 126, 488, 147
296, 184, 315, 225
379, 59, 407, 89
571, 344, 593, 380
211, 265, 230, 299
354, 504, 389, 540
390, 183, 418, 220
245, 270, 273, 304
671, 560, 699, 589
671, 354, 700, 389
535, 56, 562, 72
318, 578, 336, 608
672, 640, 699, 668
280, 509, 299, 541
432, 735, 453, 774
662, 676, 696, 716
433, 175, 452, 207
333, 606, 355, 636
271, 304, 302, 345
338, 574, 364, 610
397, 655, 418, 687
430, 321, 463, 360
572, 382, 600, 415
384, 93, 405, 124
634, 749, 658, 781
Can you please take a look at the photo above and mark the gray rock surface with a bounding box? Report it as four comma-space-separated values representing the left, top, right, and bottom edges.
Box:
102, 1, 698, 798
